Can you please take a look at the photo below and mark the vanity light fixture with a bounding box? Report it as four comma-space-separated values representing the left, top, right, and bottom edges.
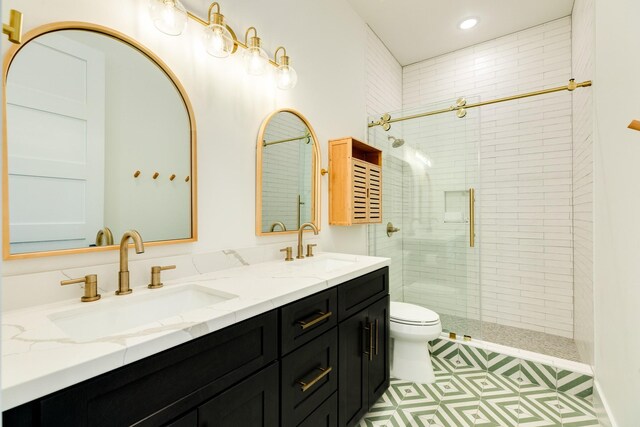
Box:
2, 9, 23, 44
149, 0, 188, 36
202, 2, 236, 58
274, 46, 298, 90
149, 1, 297, 89
243, 27, 269, 75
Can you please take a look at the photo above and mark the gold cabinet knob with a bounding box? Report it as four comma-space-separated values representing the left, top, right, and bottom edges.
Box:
60, 274, 101, 302
280, 247, 293, 261
148, 265, 176, 289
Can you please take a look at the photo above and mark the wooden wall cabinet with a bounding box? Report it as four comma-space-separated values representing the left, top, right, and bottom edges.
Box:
328, 138, 382, 225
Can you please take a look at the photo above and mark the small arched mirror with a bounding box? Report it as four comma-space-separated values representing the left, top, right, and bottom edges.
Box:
256, 109, 320, 235
3, 23, 197, 259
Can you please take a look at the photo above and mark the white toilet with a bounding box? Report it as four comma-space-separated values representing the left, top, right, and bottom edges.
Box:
390, 301, 442, 384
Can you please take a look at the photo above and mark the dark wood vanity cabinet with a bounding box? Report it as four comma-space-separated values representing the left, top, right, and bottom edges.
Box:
3, 267, 389, 427
337, 274, 390, 427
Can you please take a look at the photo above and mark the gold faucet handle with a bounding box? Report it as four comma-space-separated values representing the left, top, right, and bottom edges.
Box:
148, 265, 176, 289
306, 244, 317, 257
280, 247, 294, 261
60, 274, 101, 302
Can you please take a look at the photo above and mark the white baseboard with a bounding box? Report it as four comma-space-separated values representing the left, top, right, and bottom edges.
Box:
593, 379, 617, 427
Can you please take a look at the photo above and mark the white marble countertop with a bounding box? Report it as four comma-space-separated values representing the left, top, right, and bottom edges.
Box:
1, 252, 389, 411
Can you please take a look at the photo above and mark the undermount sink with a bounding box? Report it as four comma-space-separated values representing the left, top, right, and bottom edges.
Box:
289, 256, 356, 272
48, 284, 237, 342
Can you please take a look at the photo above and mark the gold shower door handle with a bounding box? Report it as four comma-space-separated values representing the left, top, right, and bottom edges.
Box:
469, 188, 475, 248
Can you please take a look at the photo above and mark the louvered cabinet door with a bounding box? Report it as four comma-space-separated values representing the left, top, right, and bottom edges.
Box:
351, 159, 382, 224
367, 164, 382, 223
351, 159, 369, 224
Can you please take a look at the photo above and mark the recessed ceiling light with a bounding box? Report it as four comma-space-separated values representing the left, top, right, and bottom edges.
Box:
459, 18, 478, 30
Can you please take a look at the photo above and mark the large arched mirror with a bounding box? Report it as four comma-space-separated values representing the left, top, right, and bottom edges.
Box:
2, 23, 197, 259
256, 109, 320, 235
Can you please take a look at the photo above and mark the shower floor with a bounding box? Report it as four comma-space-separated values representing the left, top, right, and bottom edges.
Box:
439, 314, 582, 362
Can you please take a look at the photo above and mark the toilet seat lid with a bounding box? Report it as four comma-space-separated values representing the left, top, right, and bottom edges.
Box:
390, 301, 440, 325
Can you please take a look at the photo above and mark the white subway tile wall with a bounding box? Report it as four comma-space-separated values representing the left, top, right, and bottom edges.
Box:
571, 0, 595, 364
364, 27, 404, 300
401, 17, 575, 338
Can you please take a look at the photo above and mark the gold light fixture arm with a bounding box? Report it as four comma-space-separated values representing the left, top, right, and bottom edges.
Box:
369, 79, 593, 130
186, 2, 239, 53
3, 9, 23, 44
171, 3, 291, 69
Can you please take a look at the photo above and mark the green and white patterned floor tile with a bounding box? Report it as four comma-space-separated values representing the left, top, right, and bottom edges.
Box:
519, 360, 557, 390
458, 344, 489, 370
431, 396, 480, 427
359, 354, 598, 427
557, 390, 599, 426
556, 369, 594, 399
473, 397, 521, 426
518, 384, 562, 425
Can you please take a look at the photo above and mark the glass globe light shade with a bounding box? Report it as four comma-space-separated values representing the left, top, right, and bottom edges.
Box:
149, 0, 188, 36
204, 23, 234, 58
243, 46, 268, 76
276, 64, 298, 90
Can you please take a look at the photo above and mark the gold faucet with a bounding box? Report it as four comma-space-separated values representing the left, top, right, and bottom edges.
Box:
270, 221, 287, 232
117, 230, 145, 295
297, 222, 318, 259
95, 227, 114, 246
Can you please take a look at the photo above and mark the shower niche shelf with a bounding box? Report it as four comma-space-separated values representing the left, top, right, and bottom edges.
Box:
328, 137, 382, 226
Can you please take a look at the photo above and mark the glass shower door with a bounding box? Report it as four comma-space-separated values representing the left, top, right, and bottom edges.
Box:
368, 99, 481, 339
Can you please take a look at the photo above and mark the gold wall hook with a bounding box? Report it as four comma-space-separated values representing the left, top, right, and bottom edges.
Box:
185, 176, 190, 182
152, 172, 160, 179
133, 170, 141, 178
321, 168, 329, 176
3, 9, 23, 44
170, 174, 176, 181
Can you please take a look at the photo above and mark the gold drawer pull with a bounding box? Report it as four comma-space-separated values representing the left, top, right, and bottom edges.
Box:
298, 366, 333, 392
297, 311, 332, 330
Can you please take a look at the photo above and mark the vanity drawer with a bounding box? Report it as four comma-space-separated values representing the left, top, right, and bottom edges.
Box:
337, 267, 389, 321
281, 327, 338, 426
280, 288, 337, 355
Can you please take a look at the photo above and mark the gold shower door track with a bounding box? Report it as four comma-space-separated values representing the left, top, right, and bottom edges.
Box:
368, 79, 592, 130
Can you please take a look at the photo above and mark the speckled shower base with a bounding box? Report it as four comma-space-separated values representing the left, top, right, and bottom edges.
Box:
439, 313, 582, 363
358, 339, 597, 426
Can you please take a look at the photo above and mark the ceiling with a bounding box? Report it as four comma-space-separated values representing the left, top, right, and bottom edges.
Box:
347, 0, 575, 65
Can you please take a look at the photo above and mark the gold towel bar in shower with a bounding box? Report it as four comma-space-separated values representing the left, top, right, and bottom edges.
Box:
369, 79, 592, 130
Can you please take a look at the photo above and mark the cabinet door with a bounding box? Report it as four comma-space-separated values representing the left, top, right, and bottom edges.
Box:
338, 309, 369, 427
351, 159, 369, 224
198, 362, 279, 427
367, 296, 390, 405
367, 164, 381, 223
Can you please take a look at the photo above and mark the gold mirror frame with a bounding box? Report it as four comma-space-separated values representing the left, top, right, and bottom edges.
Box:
2, 22, 198, 260
256, 108, 320, 236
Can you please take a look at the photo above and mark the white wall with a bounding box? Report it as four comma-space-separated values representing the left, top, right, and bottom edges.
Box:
571, 0, 595, 367
592, 0, 640, 424
1, 0, 370, 277
401, 18, 575, 338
